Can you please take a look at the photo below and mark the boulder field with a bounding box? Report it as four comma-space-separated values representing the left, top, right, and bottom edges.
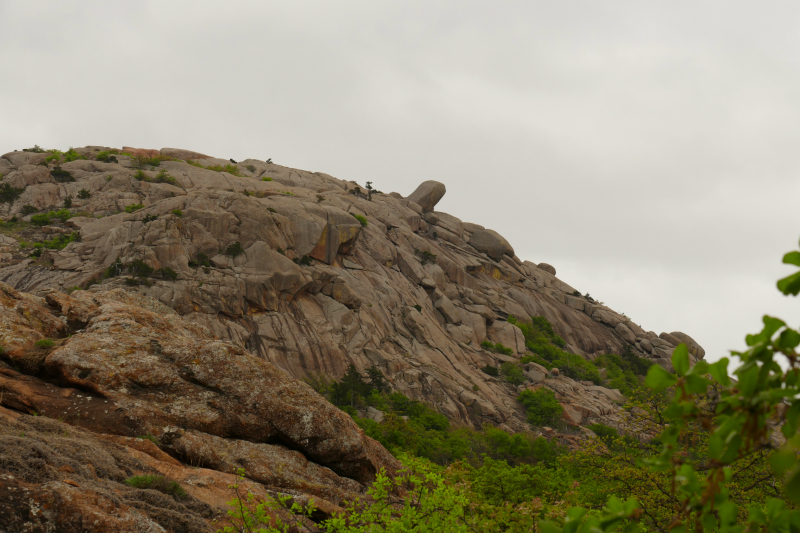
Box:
0, 145, 705, 529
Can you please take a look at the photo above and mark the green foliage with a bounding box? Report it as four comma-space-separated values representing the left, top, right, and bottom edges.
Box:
593, 347, 651, 397
62, 148, 85, 163
481, 340, 514, 356
23, 145, 45, 153
155, 267, 178, 281
154, 168, 177, 185
352, 213, 368, 227
481, 364, 499, 377
219, 468, 316, 533
45, 150, 62, 164
30, 214, 51, 226
0, 183, 24, 203
417, 249, 437, 265
20, 205, 38, 215
104, 258, 124, 278
77, 189, 91, 199
514, 315, 600, 384
124, 204, 144, 213
171, 208, 183, 217
141, 214, 158, 223
501, 362, 526, 385
517, 388, 563, 427
95, 150, 118, 163
34, 338, 54, 349
128, 260, 154, 278
131, 154, 175, 168
31, 231, 80, 251
225, 241, 244, 257
123, 475, 187, 500
292, 254, 312, 266
51, 209, 72, 222
50, 167, 74, 182
186, 159, 244, 176
261, 176, 273, 181
137, 434, 158, 444
63, 196, 72, 208
188, 253, 210, 267
133, 170, 147, 181
267, 207, 277, 213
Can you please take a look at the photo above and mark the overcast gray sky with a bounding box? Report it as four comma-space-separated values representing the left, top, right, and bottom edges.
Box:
2, 1, 800, 363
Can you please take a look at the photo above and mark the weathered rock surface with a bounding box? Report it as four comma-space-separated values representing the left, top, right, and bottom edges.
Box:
0, 145, 704, 434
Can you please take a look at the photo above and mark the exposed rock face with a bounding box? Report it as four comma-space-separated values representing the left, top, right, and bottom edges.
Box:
0, 281, 397, 530
406, 180, 445, 212
0, 145, 704, 435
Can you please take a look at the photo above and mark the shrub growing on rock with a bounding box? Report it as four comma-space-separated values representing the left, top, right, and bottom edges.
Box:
30, 214, 50, 226
171, 209, 183, 217
128, 260, 154, 278
0, 183, 24, 204
481, 364, 500, 377
123, 475, 187, 500
225, 241, 244, 257
50, 167, 74, 182
155, 267, 178, 281
188, 253, 210, 268
20, 205, 38, 215
78, 189, 91, 199
124, 204, 144, 213
352, 213, 368, 227
34, 339, 54, 349
501, 362, 526, 385
517, 388, 563, 426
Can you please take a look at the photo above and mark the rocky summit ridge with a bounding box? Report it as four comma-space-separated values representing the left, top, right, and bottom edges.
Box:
0, 145, 705, 531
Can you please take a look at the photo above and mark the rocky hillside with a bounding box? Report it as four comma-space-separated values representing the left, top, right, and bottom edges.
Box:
0, 145, 705, 432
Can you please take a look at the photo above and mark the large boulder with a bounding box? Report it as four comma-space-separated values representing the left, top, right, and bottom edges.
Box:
668, 331, 705, 359
407, 180, 446, 213
537, 263, 556, 276
468, 229, 514, 261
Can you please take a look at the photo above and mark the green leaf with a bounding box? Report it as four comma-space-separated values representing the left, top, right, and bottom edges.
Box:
783, 402, 800, 438
763, 316, 787, 338
672, 344, 689, 376
778, 329, 800, 350
708, 358, 731, 386
685, 374, 711, 394
645, 365, 677, 392
778, 272, 800, 295
783, 251, 800, 267
784, 467, 800, 504
770, 449, 797, 477
538, 521, 563, 533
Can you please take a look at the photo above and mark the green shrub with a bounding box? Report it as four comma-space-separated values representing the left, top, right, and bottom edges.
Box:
104, 258, 124, 278
517, 388, 563, 426
133, 170, 147, 181
131, 154, 175, 168
34, 338, 54, 349
417, 249, 437, 265
78, 189, 91, 199
267, 207, 277, 213
481, 364, 499, 377
128, 260, 154, 278
293, 254, 312, 266
262, 176, 273, 181
225, 241, 244, 257
32, 231, 80, 251
0, 184, 23, 204
21, 205, 38, 215
50, 168, 74, 182
137, 434, 158, 444
23, 145, 45, 153
246, 164, 256, 172
501, 362, 526, 385
125, 204, 144, 213
155, 267, 178, 281
30, 214, 51, 226
187, 159, 243, 176
63, 196, 72, 208
51, 209, 72, 222
142, 214, 158, 223
45, 150, 62, 164
481, 341, 514, 356
62, 148, 84, 163
154, 169, 177, 185
171, 209, 183, 217
95, 151, 118, 163
123, 475, 187, 499
352, 213, 368, 227
188, 253, 210, 268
